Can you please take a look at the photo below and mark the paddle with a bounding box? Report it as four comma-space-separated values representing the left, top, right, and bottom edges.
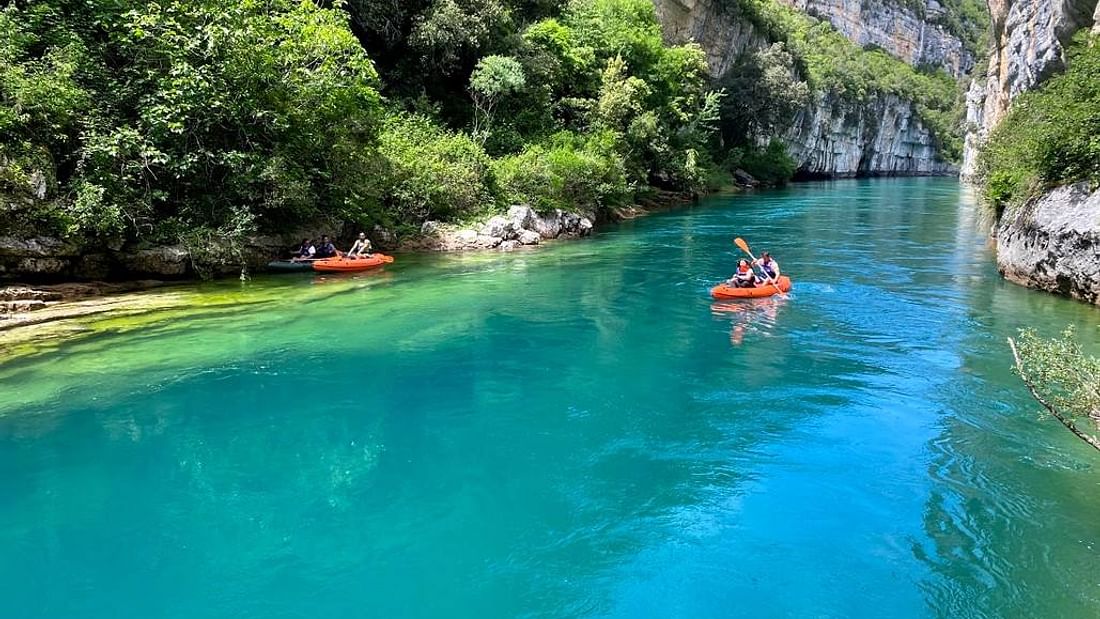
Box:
733, 237, 784, 296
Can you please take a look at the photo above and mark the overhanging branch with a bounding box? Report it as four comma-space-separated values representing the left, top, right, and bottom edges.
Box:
1008, 337, 1100, 453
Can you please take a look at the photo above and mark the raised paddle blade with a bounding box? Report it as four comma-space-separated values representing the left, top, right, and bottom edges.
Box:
734, 237, 751, 255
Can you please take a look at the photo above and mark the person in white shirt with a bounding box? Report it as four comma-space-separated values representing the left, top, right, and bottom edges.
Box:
347, 232, 373, 258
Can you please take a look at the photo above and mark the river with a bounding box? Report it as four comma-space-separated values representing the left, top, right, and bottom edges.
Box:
2, 178, 1098, 618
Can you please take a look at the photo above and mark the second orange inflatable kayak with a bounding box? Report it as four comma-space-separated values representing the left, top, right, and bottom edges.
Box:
312, 254, 393, 273
711, 276, 792, 299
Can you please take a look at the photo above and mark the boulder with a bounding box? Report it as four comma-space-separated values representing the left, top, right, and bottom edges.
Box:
996, 182, 1100, 304
517, 230, 541, 245
371, 225, 398, 249
534, 210, 563, 239
507, 205, 537, 232
455, 229, 479, 245
480, 216, 516, 240
0, 236, 80, 258
577, 217, 594, 236
421, 220, 443, 236
475, 235, 503, 249
499, 240, 520, 251
733, 169, 759, 187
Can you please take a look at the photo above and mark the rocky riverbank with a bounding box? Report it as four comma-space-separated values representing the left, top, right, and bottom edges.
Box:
399, 205, 597, 252
996, 182, 1100, 305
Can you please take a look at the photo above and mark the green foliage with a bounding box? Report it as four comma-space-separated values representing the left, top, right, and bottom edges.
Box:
977, 33, 1100, 209
718, 42, 810, 145
1012, 326, 1100, 439
377, 114, 497, 223
470, 55, 527, 138
517, 0, 722, 191
731, 140, 797, 186
1, 0, 385, 244
494, 130, 629, 211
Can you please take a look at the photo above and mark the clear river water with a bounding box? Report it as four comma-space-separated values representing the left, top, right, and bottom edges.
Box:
2, 178, 1099, 618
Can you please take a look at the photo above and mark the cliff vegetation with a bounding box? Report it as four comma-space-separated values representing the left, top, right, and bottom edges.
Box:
976, 32, 1100, 211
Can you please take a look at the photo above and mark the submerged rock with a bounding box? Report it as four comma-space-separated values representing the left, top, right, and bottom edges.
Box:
996, 182, 1100, 304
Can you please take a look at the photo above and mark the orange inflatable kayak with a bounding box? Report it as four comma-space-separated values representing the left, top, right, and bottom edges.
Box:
312, 254, 394, 273
711, 276, 792, 299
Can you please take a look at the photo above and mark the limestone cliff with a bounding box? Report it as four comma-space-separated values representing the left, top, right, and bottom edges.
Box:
653, 0, 770, 77
783, 93, 957, 177
777, 0, 975, 77
961, 0, 1099, 176
996, 183, 1100, 304
653, 0, 958, 177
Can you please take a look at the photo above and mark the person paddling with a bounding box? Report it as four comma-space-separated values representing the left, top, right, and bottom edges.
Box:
293, 238, 315, 260
728, 259, 757, 288
347, 232, 372, 259
315, 235, 338, 259
754, 251, 780, 283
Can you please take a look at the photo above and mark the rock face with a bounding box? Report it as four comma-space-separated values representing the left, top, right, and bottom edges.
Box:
777, 0, 975, 77
653, 0, 770, 77
784, 92, 958, 177
961, 0, 1099, 176
996, 182, 1100, 304
653, 0, 957, 178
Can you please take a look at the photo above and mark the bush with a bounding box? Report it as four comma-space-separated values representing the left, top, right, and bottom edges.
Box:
977, 33, 1100, 209
733, 140, 797, 186
0, 0, 385, 242
494, 131, 630, 212
378, 114, 497, 223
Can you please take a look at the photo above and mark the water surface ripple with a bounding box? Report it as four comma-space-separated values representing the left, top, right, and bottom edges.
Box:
2, 178, 1099, 618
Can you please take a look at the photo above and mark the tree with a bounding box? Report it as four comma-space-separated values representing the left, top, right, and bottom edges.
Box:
470, 55, 527, 140
718, 43, 809, 146
1008, 327, 1100, 453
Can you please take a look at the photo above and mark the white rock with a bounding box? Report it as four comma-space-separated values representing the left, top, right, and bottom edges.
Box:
480, 216, 514, 239
508, 205, 537, 231
517, 230, 541, 245
535, 211, 563, 239
997, 182, 1100, 305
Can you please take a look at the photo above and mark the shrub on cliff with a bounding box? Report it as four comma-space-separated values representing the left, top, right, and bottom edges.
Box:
730, 140, 797, 186
977, 33, 1100, 210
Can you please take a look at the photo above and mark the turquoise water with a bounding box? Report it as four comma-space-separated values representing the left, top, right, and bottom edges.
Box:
2, 178, 1100, 618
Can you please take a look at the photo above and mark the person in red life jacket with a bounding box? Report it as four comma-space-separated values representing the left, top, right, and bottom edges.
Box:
728, 259, 757, 288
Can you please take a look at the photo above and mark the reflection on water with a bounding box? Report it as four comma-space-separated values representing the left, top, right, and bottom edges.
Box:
710, 296, 787, 345
1, 179, 1099, 619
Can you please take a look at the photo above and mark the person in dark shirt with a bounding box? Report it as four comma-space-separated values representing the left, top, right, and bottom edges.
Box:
293, 238, 315, 260
315, 235, 338, 258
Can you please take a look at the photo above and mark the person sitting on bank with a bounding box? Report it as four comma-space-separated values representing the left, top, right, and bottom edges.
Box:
293, 238, 315, 260
347, 232, 372, 258
315, 235, 338, 259
754, 251, 780, 283
729, 259, 757, 288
